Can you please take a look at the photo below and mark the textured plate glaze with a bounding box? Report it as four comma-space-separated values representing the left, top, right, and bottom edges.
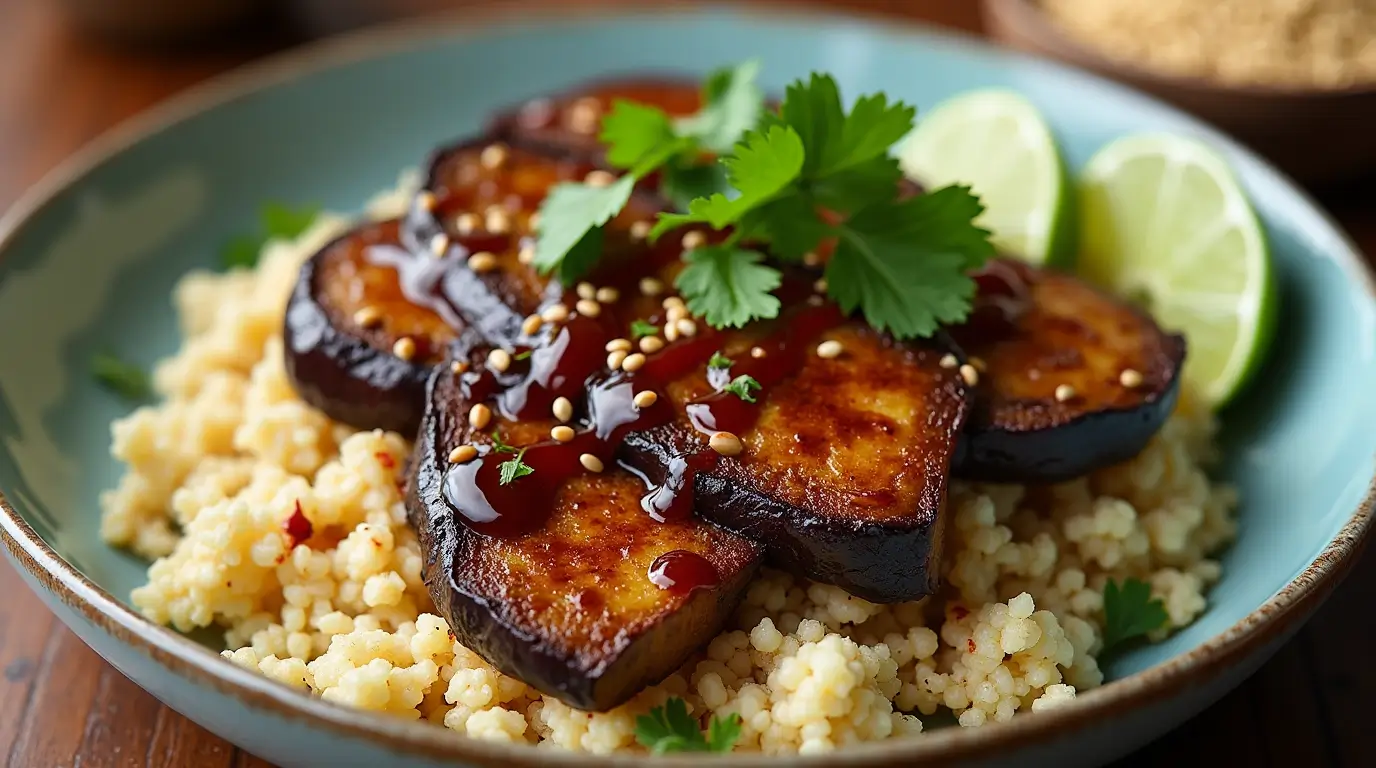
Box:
0, 5, 1372, 767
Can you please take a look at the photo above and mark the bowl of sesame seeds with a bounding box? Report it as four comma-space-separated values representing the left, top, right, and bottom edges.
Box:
982, 0, 1376, 184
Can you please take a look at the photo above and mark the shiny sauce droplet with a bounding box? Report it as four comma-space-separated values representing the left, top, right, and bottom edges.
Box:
647, 550, 719, 595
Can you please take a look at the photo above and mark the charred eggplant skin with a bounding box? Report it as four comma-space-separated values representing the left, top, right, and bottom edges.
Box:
953, 261, 1188, 483
284, 229, 433, 435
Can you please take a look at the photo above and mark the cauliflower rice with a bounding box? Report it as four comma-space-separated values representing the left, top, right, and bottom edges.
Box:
100, 175, 1237, 754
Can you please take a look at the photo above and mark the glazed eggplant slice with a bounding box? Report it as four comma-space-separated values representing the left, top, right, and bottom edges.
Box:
487, 77, 704, 164
953, 259, 1187, 483
616, 309, 971, 604
409, 364, 762, 711
284, 219, 470, 434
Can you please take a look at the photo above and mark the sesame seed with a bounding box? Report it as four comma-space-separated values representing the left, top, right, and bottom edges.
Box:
392, 337, 417, 361
450, 360, 469, 375
1120, 369, 1144, 388
518, 245, 536, 264
662, 296, 686, 310
352, 306, 383, 329
576, 282, 596, 300
485, 208, 511, 234
666, 305, 689, 323
675, 318, 698, 337
634, 390, 658, 408
579, 453, 605, 473
970, 356, 988, 373
541, 304, 570, 323
416, 191, 436, 211
605, 338, 633, 353
939, 353, 959, 369
455, 213, 480, 234
639, 277, 664, 296
448, 445, 478, 464
622, 352, 647, 372
807, 295, 824, 306
585, 170, 616, 188
630, 221, 652, 241
430, 233, 450, 257
596, 286, 620, 303
553, 396, 574, 422
681, 231, 707, 251
479, 143, 508, 169
803, 251, 822, 267
816, 340, 843, 359
639, 336, 664, 354
607, 350, 628, 369
468, 403, 492, 430
665, 323, 681, 342
550, 425, 576, 443
1055, 384, 1077, 403
566, 97, 601, 134
959, 364, 980, 386
521, 315, 543, 336
750, 346, 767, 359
527, 211, 541, 231
487, 349, 511, 372
468, 251, 499, 273
813, 278, 828, 293
575, 299, 602, 317
709, 431, 743, 457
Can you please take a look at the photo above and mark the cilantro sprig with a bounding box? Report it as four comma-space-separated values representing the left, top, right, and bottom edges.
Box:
634, 698, 742, 754
708, 351, 733, 369
652, 73, 993, 337
91, 353, 151, 401
1101, 578, 1169, 654
724, 374, 761, 403
498, 447, 534, 485
532, 62, 762, 283
221, 202, 320, 269
630, 319, 660, 339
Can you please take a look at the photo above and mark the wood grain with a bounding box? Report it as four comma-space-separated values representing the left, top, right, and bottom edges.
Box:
0, 1, 1371, 766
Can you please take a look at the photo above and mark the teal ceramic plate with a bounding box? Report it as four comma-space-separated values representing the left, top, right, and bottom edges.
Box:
1, 4, 1372, 767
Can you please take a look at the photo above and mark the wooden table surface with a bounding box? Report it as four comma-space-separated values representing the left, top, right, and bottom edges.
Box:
0, 1, 1371, 766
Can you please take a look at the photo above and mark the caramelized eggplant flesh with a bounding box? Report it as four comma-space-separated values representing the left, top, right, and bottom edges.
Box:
409, 369, 763, 711
487, 78, 704, 164
955, 260, 1187, 483
284, 219, 462, 434
619, 321, 970, 603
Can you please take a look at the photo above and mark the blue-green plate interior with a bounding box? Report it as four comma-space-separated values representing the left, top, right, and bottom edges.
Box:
1, 9, 1373, 682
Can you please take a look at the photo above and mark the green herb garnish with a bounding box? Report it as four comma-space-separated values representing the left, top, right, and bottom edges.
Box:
513, 349, 534, 361
490, 432, 518, 454
634, 698, 743, 754
630, 319, 660, 339
532, 62, 761, 282
1101, 578, 1169, 654
723, 374, 762, 403
91, 353, 151, 401
221, 202, 321, 269
708, 351, 734, 369
498, 447, 534, 485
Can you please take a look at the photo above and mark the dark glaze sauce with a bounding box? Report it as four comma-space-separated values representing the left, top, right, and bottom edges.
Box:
647, 549, 721, 595
948, 258, 1035, 350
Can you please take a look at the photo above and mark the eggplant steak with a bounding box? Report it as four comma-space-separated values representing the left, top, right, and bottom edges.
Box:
952, 259, 1186, 483
488, 77, 704, 164
410, 361, 762, 711
284, 139, 665, 434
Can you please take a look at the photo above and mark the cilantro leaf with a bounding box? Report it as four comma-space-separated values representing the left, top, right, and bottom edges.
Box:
724, 374, 762, 402
740, 192, 830, 260
1102, 578, 1169, 653
675, 246, 782, 328
825, 187, 993, 339
601, 100, 679, 170
498, 447, 534, 485
708, 351, 733, 369
91, 353, 151, 401
634, 698, 741, 754
489, 431, 518, 454
630, 319, 659, 339
513, 349, 533, 361
220, 234, 264, 269
811, 154, 905, 214
220, 202, 319, 269
650, 125, 805, 240
674, 60, 764, 154
661, 162, 731, 212
770, 74, 915, 178
533, 176, 636, 282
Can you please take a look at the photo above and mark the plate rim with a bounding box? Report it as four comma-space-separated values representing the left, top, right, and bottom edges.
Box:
1, 1, 1373, 764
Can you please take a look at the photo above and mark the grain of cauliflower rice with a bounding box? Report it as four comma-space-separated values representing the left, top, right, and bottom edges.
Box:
101, 174, 1237, 754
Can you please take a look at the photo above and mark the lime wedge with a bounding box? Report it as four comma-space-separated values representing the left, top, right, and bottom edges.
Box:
1079, 134, 1275, 407
900, 89, 1074, 267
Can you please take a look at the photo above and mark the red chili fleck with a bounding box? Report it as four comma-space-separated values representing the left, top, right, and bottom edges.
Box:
967, 639, 977, 654
952, 605, 970, 620
283, 500, 314, 548
375, 452, 396, 470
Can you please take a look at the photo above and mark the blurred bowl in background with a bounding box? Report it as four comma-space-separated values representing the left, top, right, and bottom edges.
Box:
982, 0, 1376, 186
58, 0, 272, 45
